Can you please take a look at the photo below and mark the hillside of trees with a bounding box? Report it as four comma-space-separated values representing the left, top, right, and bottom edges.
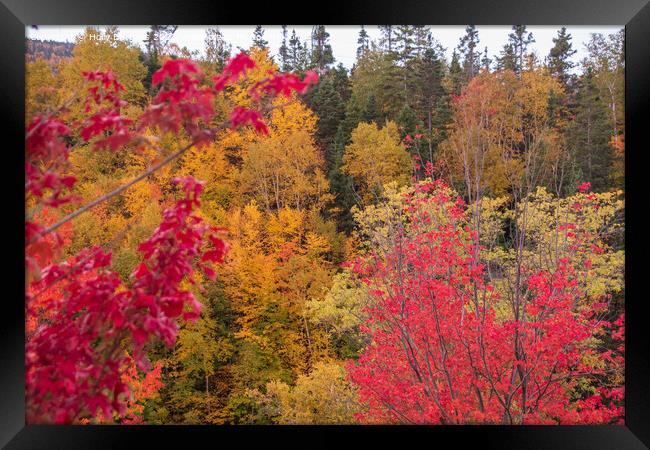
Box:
25, 25, 625, 425
26, 38, 75, 68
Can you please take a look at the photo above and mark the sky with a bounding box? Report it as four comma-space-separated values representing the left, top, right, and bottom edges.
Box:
26, 25, 623, 71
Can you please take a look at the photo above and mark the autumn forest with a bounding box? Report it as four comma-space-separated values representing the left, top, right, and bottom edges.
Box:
25, 25, 625, 425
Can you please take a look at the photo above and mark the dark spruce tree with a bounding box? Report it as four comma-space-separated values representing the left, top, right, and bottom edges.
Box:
393, 26, 427, 113
481, 46, 492, 72
496, 43, 517, 73
448, 50, 464, 96
279, 25, 290, 71
547, 27, 578, 184
311, 26, 335, 71
458, 25, 481, 82
548, 27, 577, 90
327, 96, 371, 232
288, 29, 310, 73
409, 42, 448, 170
142, 25, 178, 94
412, 26, 432, 57
252, 25, 268, 50
306, 72, 347, 165
357, 26, 370, 59
394, 25, 418, 63
396, 103, 421, 139
378, 25, 395, 53
568, 67, 614, 191
506, 25, 535, 76
360, 94, 382, 124
330, 63, 351, 103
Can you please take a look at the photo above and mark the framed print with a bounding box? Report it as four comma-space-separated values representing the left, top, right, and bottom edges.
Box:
1, 0, 649, 448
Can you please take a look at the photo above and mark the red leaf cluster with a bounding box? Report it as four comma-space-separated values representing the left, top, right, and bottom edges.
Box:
80, 70, 133, 150
26, 176, 227, 424
229, 106, 268, 135
141, 59, 215, 144
213, 52, 256, 91
577, 181, 592, 193
26, 117, 79, 275
347, 180, 624, 424
248, 70, 319, 100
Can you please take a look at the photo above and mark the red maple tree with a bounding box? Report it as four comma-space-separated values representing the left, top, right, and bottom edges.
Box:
25, 52, 318, 424
347, 179, 624, 424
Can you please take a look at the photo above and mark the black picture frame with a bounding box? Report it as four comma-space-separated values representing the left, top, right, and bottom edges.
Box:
2, 1, 649, 448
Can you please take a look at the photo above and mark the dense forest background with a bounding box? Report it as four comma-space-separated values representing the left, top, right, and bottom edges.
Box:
26, 24, 624, 424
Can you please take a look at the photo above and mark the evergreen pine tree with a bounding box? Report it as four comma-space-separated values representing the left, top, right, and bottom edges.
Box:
329, 100, 365, 231
394, 25, 417, 63
448, 50, 464, 96
307, 73, 346, 163
330, 63, 351, 102
568, 68, 614, 191
396, 103, 420, 138
410, 44, 447, 165
360, 94, 381, 124
496, 43, 517, 73
507, 25, 535, 76
356, 26, 370, 59
252, 25, 268, 49
412, 26, 432, 57
288, 29, 310, 72
143, 25, 177, 93
548, 27, 577, 89
311, 25, 335, 71
279, 25, 290, 71
458, 25, 481, 82
378, 25, 395, 52
481, 46, 492, 72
